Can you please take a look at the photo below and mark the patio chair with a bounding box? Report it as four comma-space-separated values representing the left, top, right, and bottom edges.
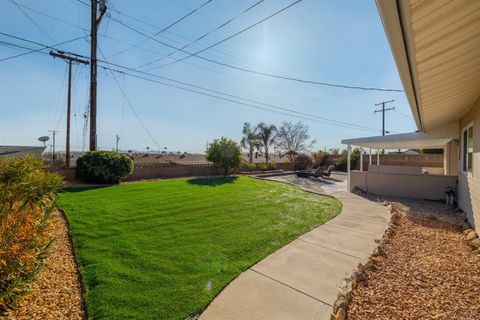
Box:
317, 164, 335, 178
296, 166, 331, 178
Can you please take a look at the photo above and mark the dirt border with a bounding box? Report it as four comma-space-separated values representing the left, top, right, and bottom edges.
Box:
58, 210, 89, 320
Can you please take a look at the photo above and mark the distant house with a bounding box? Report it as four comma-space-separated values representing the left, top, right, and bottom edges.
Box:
342, 1, 480, 232
0, 146, 45, 158
404, 149, 420, 155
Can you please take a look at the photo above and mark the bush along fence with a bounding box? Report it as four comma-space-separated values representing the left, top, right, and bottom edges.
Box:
0, 156, 62, 313
51, 161, 294, 183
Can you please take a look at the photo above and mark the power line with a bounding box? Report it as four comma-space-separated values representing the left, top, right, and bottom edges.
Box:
98, 45, 162, 149
8, 0, 404, 93
108, 0, 213, 58
8, 0, 54, 40
136, 0, 265, 70
0, 35, 87, 62
6, 2, 375, 108
102, 2, 249, 65
155, 0, 303, 69
0, 32, 381, 132
103, 66, 380, 132
109, 12, 404, 93
393, 109, 414, 120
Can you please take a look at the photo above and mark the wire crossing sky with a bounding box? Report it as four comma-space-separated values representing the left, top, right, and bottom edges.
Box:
0, 0, 415, 153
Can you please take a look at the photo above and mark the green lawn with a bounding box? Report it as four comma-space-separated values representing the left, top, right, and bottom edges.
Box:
59, 176, 341, 319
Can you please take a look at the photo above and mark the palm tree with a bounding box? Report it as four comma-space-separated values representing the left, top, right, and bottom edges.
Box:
257, 123, 277, 164
240, 122, 260, 163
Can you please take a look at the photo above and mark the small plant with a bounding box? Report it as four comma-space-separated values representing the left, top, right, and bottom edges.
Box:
206, 138, 241, 175
259, 163, 269, 171
269, 163, 277, 170
0, 156, 62, 313
247, 163, 257, 171
76, 151, 133, 184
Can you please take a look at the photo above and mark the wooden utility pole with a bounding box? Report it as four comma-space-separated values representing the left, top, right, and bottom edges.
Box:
89, 0, 107, 151
50, 50, 89, 168
48, 130, 60, 164
374, 100, 395, 136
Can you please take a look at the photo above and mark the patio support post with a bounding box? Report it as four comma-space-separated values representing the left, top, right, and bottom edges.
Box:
443, 143, 448, 175
347, 144, 351, 191
369, 148, 372, 168
360, 148, 363, 172
377, 149, 380, 165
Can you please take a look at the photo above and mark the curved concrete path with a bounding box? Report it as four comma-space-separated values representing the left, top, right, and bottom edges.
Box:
199, 174, 391, 320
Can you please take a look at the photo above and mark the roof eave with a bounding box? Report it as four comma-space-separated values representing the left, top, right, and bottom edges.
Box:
376, 0, 423, 131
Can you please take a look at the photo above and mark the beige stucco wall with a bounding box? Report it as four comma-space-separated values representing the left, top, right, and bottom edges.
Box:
350, 171, 457, 201
458, 97, 480, 230
368, 165, 444, 175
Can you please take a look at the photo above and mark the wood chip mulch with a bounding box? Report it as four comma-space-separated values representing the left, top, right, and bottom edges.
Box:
3, 212, 85, 320
347, 200, 480, 320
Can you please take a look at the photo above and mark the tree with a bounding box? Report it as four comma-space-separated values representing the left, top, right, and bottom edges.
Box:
329, 148, 340, 155
276, 121, 316, 163
257, 123, 277, 164
240, 122, 261, 163
206, 137, 241, 175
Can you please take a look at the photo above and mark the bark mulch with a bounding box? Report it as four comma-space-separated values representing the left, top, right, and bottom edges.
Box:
4, 212, 85, 320
347, 199, 480, 320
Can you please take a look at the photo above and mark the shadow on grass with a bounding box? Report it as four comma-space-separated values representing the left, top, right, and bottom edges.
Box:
59, 185, 112, 193
187, 176, 238, 187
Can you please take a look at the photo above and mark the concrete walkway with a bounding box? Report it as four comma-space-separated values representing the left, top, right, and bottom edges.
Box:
200, 174, 391, 320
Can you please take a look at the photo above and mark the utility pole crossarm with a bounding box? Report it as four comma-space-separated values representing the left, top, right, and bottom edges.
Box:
374, 100, 395, 136
49, 51, 89, 65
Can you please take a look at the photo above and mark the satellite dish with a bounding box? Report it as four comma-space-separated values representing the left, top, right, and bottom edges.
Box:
38, 136, 49, 147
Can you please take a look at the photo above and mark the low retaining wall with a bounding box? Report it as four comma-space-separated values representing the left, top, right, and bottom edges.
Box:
127, 164, 224, 180
51, 162, 293, 182
350, 171, 457, 200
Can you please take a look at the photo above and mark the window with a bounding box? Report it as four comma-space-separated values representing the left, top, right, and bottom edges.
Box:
462, 124, 474, 174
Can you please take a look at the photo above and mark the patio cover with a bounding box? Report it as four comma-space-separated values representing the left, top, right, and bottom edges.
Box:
341, 122, 459, 149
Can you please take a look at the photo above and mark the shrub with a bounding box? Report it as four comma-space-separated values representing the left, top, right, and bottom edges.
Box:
268, 163, 277, 170
294, 154, 313, 170
335, 154, 359, 172
0, 156, 62, 313
247, 163, 257, 171
76, 151, 133, 184
206, 138, 241, 175
312, 151, 328, 167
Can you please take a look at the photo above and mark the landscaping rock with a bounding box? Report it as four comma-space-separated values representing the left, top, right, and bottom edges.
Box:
470, 238, 480, 249
466, 231, 479, 241
463, 228, 474, 235
331, 308, 346, 320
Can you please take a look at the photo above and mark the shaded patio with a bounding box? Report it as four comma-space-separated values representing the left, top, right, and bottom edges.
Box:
342, 123, 459, 201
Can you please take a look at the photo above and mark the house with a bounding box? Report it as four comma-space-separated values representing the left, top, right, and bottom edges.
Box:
404, 149, 420, 155
0, 145, 45, 158
342, 0, 480, 231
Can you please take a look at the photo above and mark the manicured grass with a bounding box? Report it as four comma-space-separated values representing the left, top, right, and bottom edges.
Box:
59, 176, 342, 319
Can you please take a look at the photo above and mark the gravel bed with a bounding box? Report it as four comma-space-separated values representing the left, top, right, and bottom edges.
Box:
4, 212, 85, 320
347, 197, 480, 319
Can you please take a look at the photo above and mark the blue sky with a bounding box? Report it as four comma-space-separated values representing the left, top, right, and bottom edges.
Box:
0, 0, 417, 153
